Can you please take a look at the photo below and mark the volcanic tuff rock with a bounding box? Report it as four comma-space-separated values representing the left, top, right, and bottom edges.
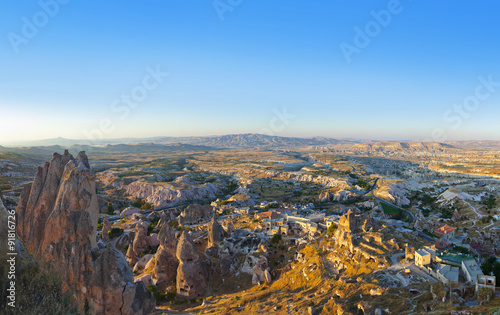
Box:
133, 221, 150, 256
102, 216, 111, 243
264, 171, 351, 189
207, 216, 226, 248
15, 151, 155, 314
176, 232, 208, 298
90, 246, 154, 315
177, 204, 214, 225
124, 181, 221, 208
152, 223, 179, 289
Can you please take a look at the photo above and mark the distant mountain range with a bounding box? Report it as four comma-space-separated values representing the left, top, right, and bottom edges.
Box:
152, 134, 361, 148
2, 134, 499, 151
0, 134, 362, 149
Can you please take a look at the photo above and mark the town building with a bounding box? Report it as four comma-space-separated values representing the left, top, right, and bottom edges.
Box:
435, 263, 459, 283
461, 259, 483, 285
434, 225, 455, 242
415, 249, 432, 267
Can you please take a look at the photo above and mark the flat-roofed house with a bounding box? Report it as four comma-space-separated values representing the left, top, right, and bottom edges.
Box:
461, 259, 483, 285
434, 225, 455, 242
435, 263, 459, 283
415, 249, 432, 267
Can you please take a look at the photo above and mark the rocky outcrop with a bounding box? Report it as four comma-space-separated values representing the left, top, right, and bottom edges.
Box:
177, 204, 214, 225
319, 191, 332, 202
176, 232, 208, 298
333, 190, 354, 202
133, 221, 150, 256
264, 171, 351, 189
152, 223, 179, 289
15, 152, 155, 314
207, 216, 226, 248
374, 181, 410, 206
90, 246, 154, 315
102, 216, 111, 243
124, 181, 221, 208
241, 255, 271, 285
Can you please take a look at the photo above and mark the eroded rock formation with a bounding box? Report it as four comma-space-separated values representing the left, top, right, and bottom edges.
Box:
102, 216, 111, 243
207, 216, 226, 248
152, 223, 179, 289
177, 204, 213, 225
176, 232, 208, 298
15, 151, 155, 314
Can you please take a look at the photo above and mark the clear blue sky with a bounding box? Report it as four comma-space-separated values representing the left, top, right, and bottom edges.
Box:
1, 1, 499, 143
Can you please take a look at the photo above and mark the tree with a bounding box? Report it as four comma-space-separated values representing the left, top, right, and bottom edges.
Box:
327, 223, 338, 236
107, 202, 114, 215
270, 233, 282, 244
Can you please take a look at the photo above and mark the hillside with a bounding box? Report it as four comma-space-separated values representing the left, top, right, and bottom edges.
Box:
350, 142, 456, 153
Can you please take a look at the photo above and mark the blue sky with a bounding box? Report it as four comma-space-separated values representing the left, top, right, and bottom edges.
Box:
1, 1, 499, 143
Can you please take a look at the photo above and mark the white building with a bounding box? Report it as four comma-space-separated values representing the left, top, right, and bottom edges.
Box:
461, 259, 483, 285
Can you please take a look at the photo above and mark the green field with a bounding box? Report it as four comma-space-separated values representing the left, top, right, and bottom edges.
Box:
380, 202, 400, 215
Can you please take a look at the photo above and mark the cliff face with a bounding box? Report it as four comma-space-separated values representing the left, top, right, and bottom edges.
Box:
15, 151, 154, 314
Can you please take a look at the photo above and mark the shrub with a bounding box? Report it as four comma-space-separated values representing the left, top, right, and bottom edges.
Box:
108, 228, 124, 238
327, 224, 338, 236
270, 233, 282, 244
147, 285, 166, 305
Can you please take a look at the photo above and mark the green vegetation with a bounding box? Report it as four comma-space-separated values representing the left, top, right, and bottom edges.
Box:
354, 178, 370, 190
379, 202, 399, 215
147, 285, 166, 305
481, 256, 500, 286
107, 228, 124, 238
481, 215, 494, 224
132, 198, 153, 210
270, 233, 282, 244
450, 244, 470, 255
227, 181, 238, 193
1, 265, 79, 314
327, 223, 338, 236
483, 194, 497, 209
107, 202, 114, 215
